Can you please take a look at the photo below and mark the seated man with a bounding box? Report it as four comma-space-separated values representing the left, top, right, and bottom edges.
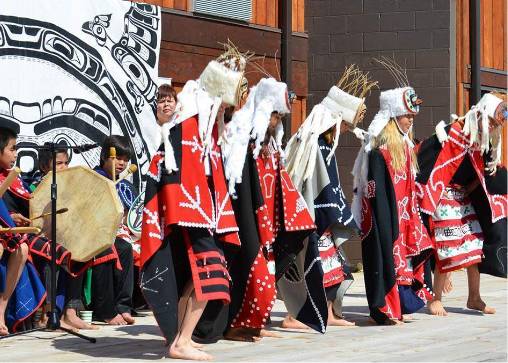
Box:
88, 135, 136, 325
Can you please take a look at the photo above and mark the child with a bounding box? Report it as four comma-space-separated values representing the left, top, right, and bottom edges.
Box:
352, 59, 434, 325
89, 135, 136, 326
29, 143, 70, 191
201, 77, 316, 342
0, 126, 45, 335
285, 65, 377, 329
417, 92, 507, 316
30, 145, 97, 330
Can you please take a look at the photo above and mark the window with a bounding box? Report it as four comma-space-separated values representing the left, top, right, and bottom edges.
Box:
193, 0, 252, 22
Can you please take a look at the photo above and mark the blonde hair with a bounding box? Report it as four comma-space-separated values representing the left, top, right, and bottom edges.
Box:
372, 118, 419, 173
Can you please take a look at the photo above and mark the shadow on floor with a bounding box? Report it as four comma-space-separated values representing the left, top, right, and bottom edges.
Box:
53, 335, 166, 360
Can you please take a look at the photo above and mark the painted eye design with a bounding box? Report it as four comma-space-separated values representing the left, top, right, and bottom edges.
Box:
403, 88, 420, 114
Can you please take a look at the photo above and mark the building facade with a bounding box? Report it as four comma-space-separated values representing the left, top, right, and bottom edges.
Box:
306, 0, 507, 262
138, 0, 309, 129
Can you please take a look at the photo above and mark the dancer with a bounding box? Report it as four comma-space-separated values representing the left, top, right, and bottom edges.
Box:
140, 42, 249, 361
416, 91, 507, 316
352, 58, 434, 325
285, 65, 378, 328
215, 76, 315, 341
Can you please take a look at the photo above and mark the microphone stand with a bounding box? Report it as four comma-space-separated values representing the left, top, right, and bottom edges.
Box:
0, 142, 96, 343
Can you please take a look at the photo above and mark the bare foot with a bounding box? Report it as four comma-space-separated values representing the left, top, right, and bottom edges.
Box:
402, 314, 414, 321
36, 312, 48, 328
59, 319, 79, 332
62, 309, 99, 330
105, 314, 127, 325
328, 313, 356, 327
121, 312, 135, 325
467, 299, 496, 314
0, 323, 8, 336
368, 317, 403, 326
260, 329, 282, 338
169, 340, 213, 361
281, 316, 310, 330
443, 273, 453, 294
224, 327, 261, 342
386, 319, 404, 326
427, 300, 448, 316
191, 340, 204, 349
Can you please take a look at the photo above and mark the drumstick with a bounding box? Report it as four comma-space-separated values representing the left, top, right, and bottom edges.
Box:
0, 226, 41, 234
0, 167, 21, 198
109, 147, 117, 183
30, 207, 69, 221
115, 164, 138, 185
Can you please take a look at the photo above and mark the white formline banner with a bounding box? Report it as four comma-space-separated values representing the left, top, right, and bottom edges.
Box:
0, 0, 162, 188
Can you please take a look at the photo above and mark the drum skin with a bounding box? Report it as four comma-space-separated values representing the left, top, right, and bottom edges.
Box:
30, 166, 124, 262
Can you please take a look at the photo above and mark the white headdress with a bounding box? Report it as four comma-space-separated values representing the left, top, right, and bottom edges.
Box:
351, 57, 421, 226
221, 77, 291, 197
285, 65, 377, 189
162, 41, 250, 173
434, 92, 505, 174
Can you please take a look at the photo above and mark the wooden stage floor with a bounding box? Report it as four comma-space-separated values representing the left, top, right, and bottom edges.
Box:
1, 271, 506, 362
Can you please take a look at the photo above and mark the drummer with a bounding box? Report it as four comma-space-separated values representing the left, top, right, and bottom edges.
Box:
0, 125, 33, 336
0, 127, 89, 333
87, 135, 137, 326
30, 145, 97, 331
29, 142, 70, 191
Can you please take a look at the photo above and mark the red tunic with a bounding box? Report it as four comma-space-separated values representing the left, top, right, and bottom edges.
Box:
416, 122, 508, 222
140, 115, 239, 303
230, 150, 315, 329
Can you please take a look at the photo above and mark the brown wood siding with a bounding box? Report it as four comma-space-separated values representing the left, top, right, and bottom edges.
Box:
127, 5, 308, 129
140, 1, 303, 32
143, 0, 188, 10
456, 0, 507, 166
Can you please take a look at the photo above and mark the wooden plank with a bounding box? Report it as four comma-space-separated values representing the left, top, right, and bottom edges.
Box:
159, 12, 309, 62
257, 0, 267, 26
492, 0, 504, 70
482, 0, 493, 68
461, 0, 470, 83
480, 69, 508, 88
502, 123, 507, 166
1, 273, 507, 361
252, 0, 257, 24
297, 0, 305, 32
504, 0, 508, 70
292, 0, 297, 32
174, 0, 187, 10
266, 0, 277, 28
162, 0, 175, 8
291, 60, 308, 95
455, 0, 464, 116
275, 0, 279, 28
290, 97, 302, 134
158, 43, 310, 95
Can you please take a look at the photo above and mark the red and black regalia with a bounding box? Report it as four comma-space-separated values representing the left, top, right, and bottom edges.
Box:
193, 77, 316, 341
0, 198, 46, 332
416, 93, 507, 277
352, 85, 434, 324
139, 95, 241, 344
285, 67, 378, 325
231, 140, 315, 331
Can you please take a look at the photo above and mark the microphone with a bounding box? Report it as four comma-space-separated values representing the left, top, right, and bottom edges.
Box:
73, 143, 99, 154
